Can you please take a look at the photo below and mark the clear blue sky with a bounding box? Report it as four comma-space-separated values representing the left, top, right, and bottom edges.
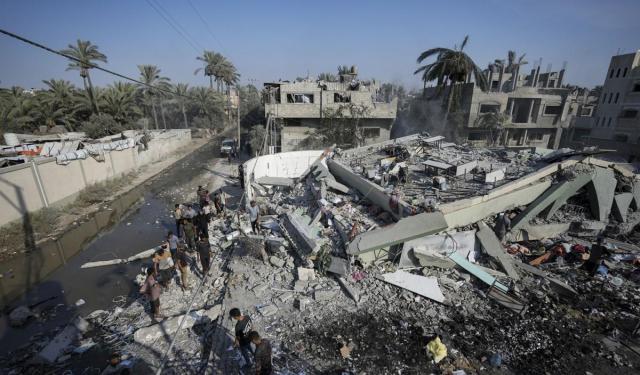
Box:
1, 0, 638, 91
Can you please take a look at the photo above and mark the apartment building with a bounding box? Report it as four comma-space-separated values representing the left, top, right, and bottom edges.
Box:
424, 61, 577, 149
566, 51, 640, 161
263, 67, 397, 152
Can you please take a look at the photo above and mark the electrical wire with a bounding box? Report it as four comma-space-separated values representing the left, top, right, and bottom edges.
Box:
146, 0, 204, 52
0, 28, 193, 100
144, 0, 202, 53
185, 0, 227, 55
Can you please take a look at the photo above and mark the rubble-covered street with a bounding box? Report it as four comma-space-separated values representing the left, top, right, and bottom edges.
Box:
2, 134, 640, 374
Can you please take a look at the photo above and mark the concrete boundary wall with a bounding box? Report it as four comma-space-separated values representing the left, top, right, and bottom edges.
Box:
0, 130, 192, 227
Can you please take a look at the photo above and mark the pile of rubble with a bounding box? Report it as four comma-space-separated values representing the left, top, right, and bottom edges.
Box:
3, 134, 639, 374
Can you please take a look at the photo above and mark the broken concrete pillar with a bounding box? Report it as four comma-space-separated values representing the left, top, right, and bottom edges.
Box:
448, 252, 509, 293
327, 159, 411, 220
475, 222, 519, 280
280, 212, 320, 256
612, 193, 634, 222
347, 212, 448, 255
380, 271, 445, 303
586, 167, 616, 221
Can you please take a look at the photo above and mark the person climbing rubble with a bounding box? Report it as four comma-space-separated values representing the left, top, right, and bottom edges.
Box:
230, 307, 254, 369
139, 267, 162, 320
249, 331, 273, 375
247, 200, 261, 233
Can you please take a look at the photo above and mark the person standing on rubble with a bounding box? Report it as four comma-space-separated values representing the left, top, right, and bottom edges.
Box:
196, 234, 212, 275
493, 212, 511, 241
153, 247, 174, 288
213, 190, 225, 216
174, 204, 183, 237
583, 237, 611, 276
182, 218, 197, 250
139, 267, 162, 320
166, 231, 179, 261
249, 331, 273, 375
230, 308, 254, 368
247, 200, 260, 233
175, 243, 190, 290
238, 164, 245, 189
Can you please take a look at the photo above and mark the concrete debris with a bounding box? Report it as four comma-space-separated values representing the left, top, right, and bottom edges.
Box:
297, 267, 316, 281
327, 256, 350, 276
9, 305, 34, 327
380, 270, 446, 303
476, 222, 520, 280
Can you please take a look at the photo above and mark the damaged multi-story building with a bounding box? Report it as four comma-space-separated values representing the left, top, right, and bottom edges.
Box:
565, 50, 640, 161
423, 59, 582, 149
263, 66, 398, 152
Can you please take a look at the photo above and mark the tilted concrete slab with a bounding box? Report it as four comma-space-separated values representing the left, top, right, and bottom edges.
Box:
586, 167, 616, 221
328, 159, 411, 220
442, 180, 552, 229
256, 176, 295, 187
511, 173, 592, 229
612, 193, 634, 222
347, 212, 448, 255
281, 212, 321, 256
476, 222, 520, 280
380, 271, 445, 303
542, 173, 594, 220
632, 181, 640, 210
448, 252, 509, 293
511, 222, 572, 241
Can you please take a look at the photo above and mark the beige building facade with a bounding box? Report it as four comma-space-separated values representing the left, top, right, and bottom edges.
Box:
263, 68, 397, 152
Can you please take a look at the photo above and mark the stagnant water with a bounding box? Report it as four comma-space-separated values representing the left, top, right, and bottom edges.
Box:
0, 141, 221, 354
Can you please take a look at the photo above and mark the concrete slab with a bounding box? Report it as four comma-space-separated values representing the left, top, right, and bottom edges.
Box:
38, 324, 79, 363
347, 212, 448, 255
612, 193, 634, 222
448, 252, 509, 293
513, 222, 572, 241
511, 173, 592, 229
476, 222, 520, 280
405, 230, 477, 263
281, 212, 320, 256
256, 176, 294, 187
327, 256, 350, 276
632, 181, 640, 209
380, 271, 445, 303
586, 167, 616, 221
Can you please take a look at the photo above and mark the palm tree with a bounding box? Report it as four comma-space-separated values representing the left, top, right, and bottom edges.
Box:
415, 36, 488, 117
475, 111, 509, 146
60, 40, 107, 115
32, 96, 66, 129
41, 79, 78, 129
174, 83, 190, 128
317, 72, 337, 82
220, 61, 240, 91
195, 51, 225, 91
137, 65, 170, 129
505, 50, 527, 91
0, 87, 35, 131
101, 82, 141, 124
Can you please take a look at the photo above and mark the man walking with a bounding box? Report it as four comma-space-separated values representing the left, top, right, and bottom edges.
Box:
139, 267, 162, 320
174, 204, 183, 237
196, 234, 212, 275
213, 191, 225, 216
175, 244, 190, 290
247, 200, 260, 234
182, 219, 196, 250
230, 308, 253, 368
238, 164, 244, 189
249, 331, 273, 375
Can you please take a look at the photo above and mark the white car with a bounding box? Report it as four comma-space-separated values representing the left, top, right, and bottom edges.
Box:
220, 139, 235, 155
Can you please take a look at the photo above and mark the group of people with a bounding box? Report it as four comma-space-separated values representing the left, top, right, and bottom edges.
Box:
230, 308, 273, 375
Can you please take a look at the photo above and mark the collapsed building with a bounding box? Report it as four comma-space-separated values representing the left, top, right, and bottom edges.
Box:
263, 66, 398, 152
4, 135, 640, 374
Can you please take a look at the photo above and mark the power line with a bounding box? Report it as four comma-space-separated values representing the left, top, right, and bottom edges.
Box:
0, 28, 192, 99
185, 0, 227, 55
144, 0, 202, 53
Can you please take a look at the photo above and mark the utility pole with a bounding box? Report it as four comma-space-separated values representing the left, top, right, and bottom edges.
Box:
237, 86, 241, 151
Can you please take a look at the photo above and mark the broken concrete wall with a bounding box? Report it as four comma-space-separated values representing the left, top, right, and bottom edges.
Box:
327, 159, 411, 219
612, 192, 634, 222
586, 166, 616, 221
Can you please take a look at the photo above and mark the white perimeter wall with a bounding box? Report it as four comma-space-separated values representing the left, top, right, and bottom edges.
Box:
0, 130, 192, 227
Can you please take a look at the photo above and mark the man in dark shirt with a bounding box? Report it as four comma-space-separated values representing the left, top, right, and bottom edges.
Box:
249, 331, 273, 375
196, 235, 211, 275
229, 308, 253, 368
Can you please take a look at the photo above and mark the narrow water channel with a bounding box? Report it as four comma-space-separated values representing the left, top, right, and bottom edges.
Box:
0, 141, 220, 354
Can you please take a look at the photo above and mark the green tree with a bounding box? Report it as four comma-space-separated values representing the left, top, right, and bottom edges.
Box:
304, 103, 371, 149
317, 72, 337, 82
173, 83, 190, 128
0, 87, 35, 132
100, 82, 141, 124
60, 40, 107, 115
81, 113, 123, 139
247, 124, 266, 156
137, 65, 170, 129
41, 79, 81, 130
475, 111, 509, 146
195, 50, 225, 91
505, 50, 527, 91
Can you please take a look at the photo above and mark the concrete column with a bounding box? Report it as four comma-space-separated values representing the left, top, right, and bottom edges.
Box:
522, 129, 528, 145
527, 99, 535, 123
30, 160, 49, 207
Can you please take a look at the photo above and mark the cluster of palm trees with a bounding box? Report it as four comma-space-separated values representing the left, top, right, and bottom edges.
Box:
0, 39, 242, 137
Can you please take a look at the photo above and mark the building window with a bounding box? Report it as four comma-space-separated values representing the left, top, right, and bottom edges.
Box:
479, 104, 500, 113
621, 109, 639, 118
609, 69, 614, 78
334, 92, 351, 103
529, 132, 544, 141
543, 105, 562, 115
287, 94, 314, 103
633, 83, 640, 92
596, 117, 601, 126
616, 68, 621, 78
468, 132, 484, 141
602, 94, 607, 103
608, 93, 613, 103
548, 80, 556, 87
362, 128, 381, 138
491, 81, 499, 90
623, 68, 628, 77
614, 134, 628, 142
614, 93, 619, 103
608, 117, 612, 127
580, 107, 593, 116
